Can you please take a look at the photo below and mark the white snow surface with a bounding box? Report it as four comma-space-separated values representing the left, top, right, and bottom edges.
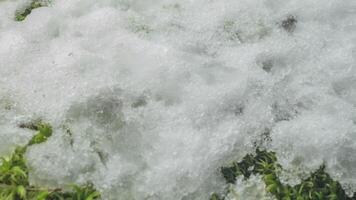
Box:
0, 0, 356, 199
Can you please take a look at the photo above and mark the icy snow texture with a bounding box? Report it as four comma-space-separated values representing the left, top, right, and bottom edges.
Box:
0, 0, 356, 199
226, 175, 275, 200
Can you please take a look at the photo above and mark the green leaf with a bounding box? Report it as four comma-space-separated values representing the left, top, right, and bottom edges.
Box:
85, 191, 101, 200
11, 166, 27, 178
36, 191, 49, 200
16, 185, 26, 199
266, 183, 278, 193
38, 123, 52, 137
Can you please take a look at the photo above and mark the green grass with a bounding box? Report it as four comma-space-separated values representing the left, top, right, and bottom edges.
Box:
15, 0, 47, 21
0, 121, 101, 200
212, 149, 356, 200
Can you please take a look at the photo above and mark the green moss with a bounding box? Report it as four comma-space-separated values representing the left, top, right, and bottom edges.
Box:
210, 193, 224, 200
15, 0, 47, 21
0, 122, 101, 200
213, 149, 356, 200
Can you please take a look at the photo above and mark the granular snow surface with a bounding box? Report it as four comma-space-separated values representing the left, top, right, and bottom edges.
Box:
0, 0, 356, 199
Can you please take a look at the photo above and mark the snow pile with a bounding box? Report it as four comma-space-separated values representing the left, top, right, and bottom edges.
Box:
0, 0, 356, 199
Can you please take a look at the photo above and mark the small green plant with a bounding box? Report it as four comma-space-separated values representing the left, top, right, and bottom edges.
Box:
28, 122, 52, 146
0, 121, 101, 200
42, 184, 100, 200
209, 193, 224, 200
0, 146, 28, 200
213, 149, 356, 200
15, 0, 47, 21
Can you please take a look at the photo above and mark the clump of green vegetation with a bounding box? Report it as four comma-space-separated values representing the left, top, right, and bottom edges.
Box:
212, 149, 356, 200
210, 193, 224, 200
0, 121, 101, 200
15, 0, 47, 21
